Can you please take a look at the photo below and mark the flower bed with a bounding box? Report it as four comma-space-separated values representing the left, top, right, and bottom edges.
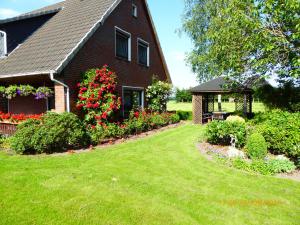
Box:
0, 112, 42, 124
88, 111, 180, 145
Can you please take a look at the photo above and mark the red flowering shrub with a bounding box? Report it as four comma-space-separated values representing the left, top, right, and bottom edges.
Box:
76, 65, 121, 125
88, 111, 180, 145
0, 111, 42, 123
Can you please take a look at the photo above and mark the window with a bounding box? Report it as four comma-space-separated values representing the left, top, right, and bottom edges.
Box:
0, 31, 7, 57
115, 27, 131, 61
138, 39, 149, 67
132, 4, 137, 17
123, 87, 144, 117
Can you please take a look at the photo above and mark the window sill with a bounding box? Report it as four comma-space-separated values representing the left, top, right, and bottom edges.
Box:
138, 63, 149, 68
116, 56, 131, 62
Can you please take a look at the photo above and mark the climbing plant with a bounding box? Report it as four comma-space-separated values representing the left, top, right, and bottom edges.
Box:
76, 65, 121, 125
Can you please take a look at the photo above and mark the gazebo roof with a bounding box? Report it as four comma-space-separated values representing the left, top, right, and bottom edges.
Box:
190, 77, 252, 94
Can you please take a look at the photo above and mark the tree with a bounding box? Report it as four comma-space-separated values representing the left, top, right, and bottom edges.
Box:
182, 0, 300, 84
175, 88, 192, 102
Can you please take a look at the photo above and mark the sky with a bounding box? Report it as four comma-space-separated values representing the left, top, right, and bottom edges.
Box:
0, 0, 198, 89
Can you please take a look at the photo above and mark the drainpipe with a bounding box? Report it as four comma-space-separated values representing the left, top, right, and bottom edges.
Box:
49, 71, 70, 113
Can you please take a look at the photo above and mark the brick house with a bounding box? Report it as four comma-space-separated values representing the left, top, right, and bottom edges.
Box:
0, 0, 171, 116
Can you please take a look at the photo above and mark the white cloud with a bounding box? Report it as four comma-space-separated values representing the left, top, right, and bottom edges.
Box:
0, 8, 20, 19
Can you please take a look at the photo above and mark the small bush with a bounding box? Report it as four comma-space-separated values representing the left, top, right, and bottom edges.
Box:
11, 113, 89, 154
146, 78, 172, 112
267, 159, 296, 174
253, 110, 300, 160
89, 111, 180, 145
245, 133, 268, 160
176, 111, 192, 120
229, 158, 295, 175
205, 120, 246, 148
226, 115, 245, 123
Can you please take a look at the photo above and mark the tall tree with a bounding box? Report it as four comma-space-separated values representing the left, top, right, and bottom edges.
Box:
182, 0, 300, 84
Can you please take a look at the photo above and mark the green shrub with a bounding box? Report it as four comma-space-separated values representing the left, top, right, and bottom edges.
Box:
176, 111, 192, 120
253, 110, 300, 160
226, 115, 245, 123
205, 120, 246, 148
267, 159, 296, 174
230, 158, 295, 175
89, 112, 180, 145
250, 160, 274, 175
146, 78, 172, 112
11, 113, 89, 154
245, 133, 268, 159
88, 125, 105, 145
170, 113, 180, 124
10, 119, 40, 154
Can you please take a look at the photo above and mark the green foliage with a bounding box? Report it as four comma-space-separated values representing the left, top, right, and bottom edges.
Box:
205, 120, 246, 148
229, 158, 296, 175
246, 133, 268, 160
182, 0, 300, 83
176, 111, 192, 120
146, 78, 172, 113
175, 88, 192, 102
267, 159, 296, 174
89, 112, 180, 145
10, 119, 41, 154
255, 82, 300, 112
10, 113, 89, 154
226, 115, 245, 123
0, 85, 52, 99
252, 110, 300, 160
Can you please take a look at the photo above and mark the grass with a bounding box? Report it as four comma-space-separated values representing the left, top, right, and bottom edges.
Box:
0, 124, 299, 225
167, 100, 266, 113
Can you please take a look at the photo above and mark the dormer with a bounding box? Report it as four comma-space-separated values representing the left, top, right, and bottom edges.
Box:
0, 4, 63, 56
0, 31, 7, 57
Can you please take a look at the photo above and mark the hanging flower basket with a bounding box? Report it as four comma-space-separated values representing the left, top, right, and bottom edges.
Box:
34, 87, 54, 99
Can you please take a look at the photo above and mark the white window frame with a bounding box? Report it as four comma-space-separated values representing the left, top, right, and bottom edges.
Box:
122, 86, 144, 116
132, 4, 138, 18
115, 26, 131, 61
137, 38, 150, 67
0, 30, 7, 58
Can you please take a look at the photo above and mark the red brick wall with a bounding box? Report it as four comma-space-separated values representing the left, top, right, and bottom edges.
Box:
60, 0, 169, 113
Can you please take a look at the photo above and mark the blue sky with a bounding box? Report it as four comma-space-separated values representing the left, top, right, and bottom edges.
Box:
0, 0, 197, 88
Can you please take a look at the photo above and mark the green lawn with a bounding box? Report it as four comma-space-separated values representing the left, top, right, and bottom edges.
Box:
167, 100, 266, 112
0, 124, 299, 225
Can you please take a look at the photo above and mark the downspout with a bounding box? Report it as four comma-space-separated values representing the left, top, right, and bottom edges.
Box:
49, 71, 70, 113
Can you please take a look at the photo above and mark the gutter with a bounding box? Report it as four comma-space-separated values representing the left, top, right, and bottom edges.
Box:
49, 71, 70, 112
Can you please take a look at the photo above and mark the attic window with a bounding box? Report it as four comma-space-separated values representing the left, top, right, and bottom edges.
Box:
138, 39, 150, 67
132, 4, 137, 17
0, 31, 7, 57
115, 27, 131, 61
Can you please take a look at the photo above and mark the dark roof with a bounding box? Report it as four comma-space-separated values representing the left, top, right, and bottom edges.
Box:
190, 77, 252, 93
0, 0, 171, 82
0, 0, 118, 77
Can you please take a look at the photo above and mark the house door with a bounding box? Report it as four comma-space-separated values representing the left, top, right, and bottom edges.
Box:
123, 88, 144, 117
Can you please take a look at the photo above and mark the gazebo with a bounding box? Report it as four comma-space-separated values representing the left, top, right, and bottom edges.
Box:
190, 77, 253, 124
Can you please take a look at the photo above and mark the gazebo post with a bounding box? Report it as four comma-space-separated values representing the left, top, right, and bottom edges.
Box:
243, 94, 247, 116
192, 94, 203, 124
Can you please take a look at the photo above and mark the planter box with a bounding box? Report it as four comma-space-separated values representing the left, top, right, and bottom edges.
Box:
0, 122, 17, 136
